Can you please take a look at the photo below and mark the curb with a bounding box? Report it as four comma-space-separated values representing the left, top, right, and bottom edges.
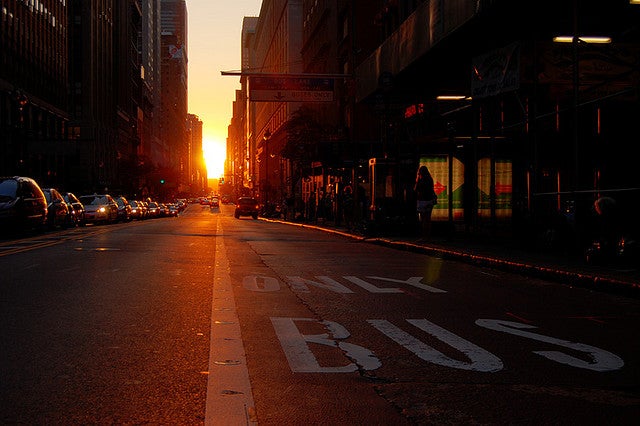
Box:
371, 238, 640, 298
263, 217, 639, 298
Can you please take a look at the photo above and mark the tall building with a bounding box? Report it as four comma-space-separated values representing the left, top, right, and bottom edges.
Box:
113, 0, 143, 194
69, 0, 118, 193
0, 0, 70, 186
186, 113, 206, 195
249, 0, 303, 206
159, 0, 188, 192
299, 0, 380, 204
229, 16, 258, 196
227, 0, 639, 249
68, 0, 146, 195
1, 0, 183, 200
140, 0, 163, 171
350, 0, 640, 241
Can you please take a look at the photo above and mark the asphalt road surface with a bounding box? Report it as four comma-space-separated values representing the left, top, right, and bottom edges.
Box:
1, 204, 638, 425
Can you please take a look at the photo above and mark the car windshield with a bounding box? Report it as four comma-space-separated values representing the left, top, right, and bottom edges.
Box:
79, 195, 106, 205
239, 198, 257, 205
0, 179, 18, 199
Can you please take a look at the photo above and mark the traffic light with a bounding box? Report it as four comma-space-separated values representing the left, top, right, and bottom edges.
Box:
160, 178, 165, 184
219, 177, 225, 184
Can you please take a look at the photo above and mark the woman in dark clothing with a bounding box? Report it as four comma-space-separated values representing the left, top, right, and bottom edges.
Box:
414, 165, 437, 239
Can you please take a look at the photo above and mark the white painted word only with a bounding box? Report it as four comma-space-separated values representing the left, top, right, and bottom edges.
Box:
243, 275, 446, 293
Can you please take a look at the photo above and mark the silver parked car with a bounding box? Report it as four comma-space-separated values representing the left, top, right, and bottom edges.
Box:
78, 194, 118, 225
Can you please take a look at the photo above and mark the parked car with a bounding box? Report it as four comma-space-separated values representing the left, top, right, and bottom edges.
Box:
129, 200, 145, 220
158, 203, 170, 217
42, 188, 71, 229
115, 196, 132, 222
138, 200, 148, 218
167, 203, 179, 216
0, 176, 47, 233
62, 192, 86, 227
78, 194, 118, 224
234, 197, 260, 219
147, 201, 161, 218
176, 199, 187, 211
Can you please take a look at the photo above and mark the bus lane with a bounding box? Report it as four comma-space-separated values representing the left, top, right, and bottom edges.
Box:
219, 217, 639, 425
219, 220, 411, 425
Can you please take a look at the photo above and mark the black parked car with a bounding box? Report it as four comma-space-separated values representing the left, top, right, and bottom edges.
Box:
42, 188, 71, 229
62, 192, 86, 227
0, 176, 48, 233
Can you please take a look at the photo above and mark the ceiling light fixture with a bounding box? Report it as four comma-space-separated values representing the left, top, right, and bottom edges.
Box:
553, 36, 612, 44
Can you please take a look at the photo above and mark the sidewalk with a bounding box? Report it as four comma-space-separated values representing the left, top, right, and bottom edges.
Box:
267, 217, 640, 298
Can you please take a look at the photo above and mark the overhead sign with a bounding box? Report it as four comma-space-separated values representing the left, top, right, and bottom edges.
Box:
471, 42, 520, 98
250, 76, 334, 102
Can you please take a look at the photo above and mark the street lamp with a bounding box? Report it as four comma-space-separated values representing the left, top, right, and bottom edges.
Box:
263, 129, 272, 205
553, 27, 612, 192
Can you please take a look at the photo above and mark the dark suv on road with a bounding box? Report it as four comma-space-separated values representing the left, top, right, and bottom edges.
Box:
234, 197, 260, 219
0, 176, 48, 233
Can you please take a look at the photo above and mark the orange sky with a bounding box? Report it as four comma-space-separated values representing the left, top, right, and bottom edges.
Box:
187, 0, 263, 178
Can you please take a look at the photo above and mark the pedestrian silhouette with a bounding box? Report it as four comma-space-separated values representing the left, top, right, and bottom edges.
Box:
414, 165, 437, 239
342, 185, 354, 230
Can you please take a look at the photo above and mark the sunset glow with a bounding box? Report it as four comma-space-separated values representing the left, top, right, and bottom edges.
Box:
202, 138, 226, 179
188, 1, 263, 182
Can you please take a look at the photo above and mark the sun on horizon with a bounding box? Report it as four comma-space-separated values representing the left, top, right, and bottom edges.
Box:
202, 138, 226, 180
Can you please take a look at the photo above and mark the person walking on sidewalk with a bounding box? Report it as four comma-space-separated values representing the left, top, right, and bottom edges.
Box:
414, 165, 437, 239
342, 185, 354, 231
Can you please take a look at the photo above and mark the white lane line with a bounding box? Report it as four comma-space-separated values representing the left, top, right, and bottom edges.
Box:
205, 220, 257, 426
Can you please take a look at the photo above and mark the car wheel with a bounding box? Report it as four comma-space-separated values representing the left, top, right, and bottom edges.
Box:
65, 215, 76, 228
252, 214, 258, 220
234, 214, 240, 219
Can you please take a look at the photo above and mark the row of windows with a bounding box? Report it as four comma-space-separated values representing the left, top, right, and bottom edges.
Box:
1, 1, 68, 85
3, 0, 66, 29
0, 93, 67, 141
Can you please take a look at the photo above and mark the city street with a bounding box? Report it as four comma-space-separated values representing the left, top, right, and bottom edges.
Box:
1, 204, 639, 425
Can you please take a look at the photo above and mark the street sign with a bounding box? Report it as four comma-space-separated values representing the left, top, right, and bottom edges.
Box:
249, 76, 334, 102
